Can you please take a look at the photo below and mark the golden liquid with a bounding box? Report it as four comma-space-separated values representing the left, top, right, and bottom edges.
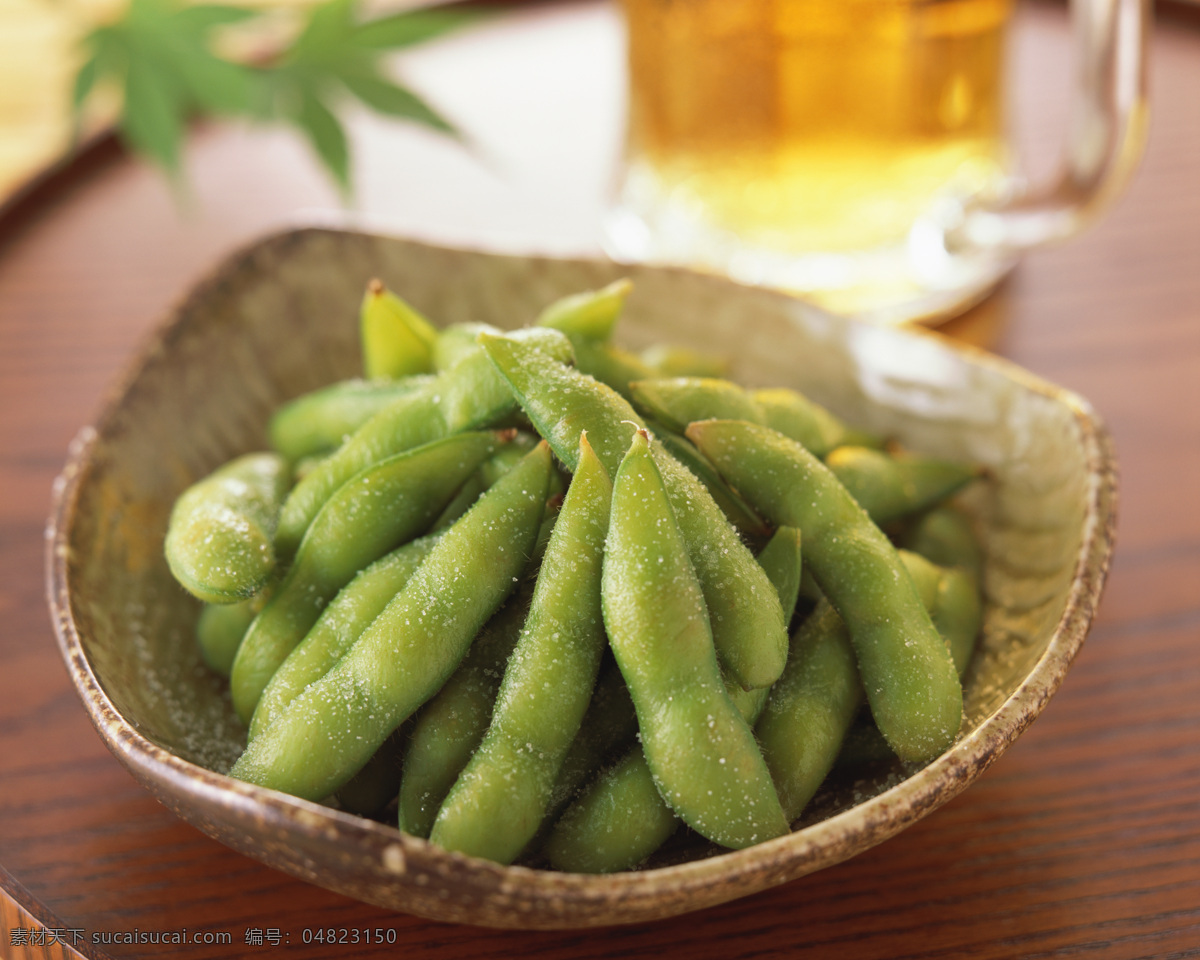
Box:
621, 0, 1014, 255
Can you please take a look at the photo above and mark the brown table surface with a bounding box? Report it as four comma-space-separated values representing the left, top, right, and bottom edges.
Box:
2, 1, 1199, 957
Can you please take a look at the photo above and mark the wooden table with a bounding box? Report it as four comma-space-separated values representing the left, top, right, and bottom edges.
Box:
2, 1, 1198, 957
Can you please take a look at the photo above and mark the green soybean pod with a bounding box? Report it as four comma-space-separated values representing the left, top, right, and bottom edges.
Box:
753, 387, 882, 457
544, 749, 679, 874
640, 344, 729, 379
545, 664, 775, 873
430, 432, 613, 863
629, 377, 764, 436
535, 278, 632, 341
934, 568, 983, 678
275, 327, 572, 555
759, 549, 969, 817
603, 429, 787, 849
570, 339, 656, 401
653, 450, 788, 689
335, 731, 405, 818
653, 427, 769, 540
229, 442, 552, 801
540, 657, 639, 826
399, 488, 568, 836
196, 596, 262, 677
549, 679, 744, 868
248, 533, 443, 739
429, 429, 544, 531
534, 278, 652, 398
395, 500, 560, 835
756, 600, 865, 821
899, 549, 982, 679
899, 504, 985, 585
359, 279, 439, 380
230, 431, 500, 725
428, 472, 487, 532
268, 376, 434, 462
834, 716, 897, 769
432, 322, 499, 372
397, 593, 530, 838
688, 419, 962, 764
478, 333, 787, 690
545, 526, 798, 873
824, 446, 981, 525
630, 377, 881, 459
756, 525, 804, 629
165, 452, 291, 605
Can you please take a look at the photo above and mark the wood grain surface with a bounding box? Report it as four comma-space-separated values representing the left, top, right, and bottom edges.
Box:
1, 1, 1198, 958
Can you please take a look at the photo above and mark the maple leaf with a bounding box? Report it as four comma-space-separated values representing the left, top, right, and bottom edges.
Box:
74, 0, 478, 192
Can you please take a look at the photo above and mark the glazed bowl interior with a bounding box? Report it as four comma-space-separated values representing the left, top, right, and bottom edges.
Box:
48, 226, 1115, 928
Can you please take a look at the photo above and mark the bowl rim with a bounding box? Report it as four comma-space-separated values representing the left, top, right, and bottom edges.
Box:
44, 224, 1119, 927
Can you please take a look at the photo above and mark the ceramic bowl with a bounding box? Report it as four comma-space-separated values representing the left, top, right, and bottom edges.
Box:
47, 226, 1116, 928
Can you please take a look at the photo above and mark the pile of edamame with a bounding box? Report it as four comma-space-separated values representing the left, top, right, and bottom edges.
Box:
165, 278, 985, 873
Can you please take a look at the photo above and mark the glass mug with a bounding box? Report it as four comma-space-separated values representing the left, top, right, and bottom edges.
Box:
603, 0, 1150, 324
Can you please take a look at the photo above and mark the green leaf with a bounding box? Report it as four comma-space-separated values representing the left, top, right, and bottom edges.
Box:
169, 43, 257, 115
121, 54, 185, 172
295, 89, 350, 191
353, 9, 483, 50
287, 0, 356, 66
338, 70, 455, 134
72, 50, 100, 112
68, 0, 476, 196
173, 5, 259, 32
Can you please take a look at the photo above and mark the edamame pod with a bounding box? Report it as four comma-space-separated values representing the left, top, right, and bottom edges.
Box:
248, 533, 443, 738
398, 593, 530, 838
602, 430, 787, 850
165, 452, 291, 605
396, 494, 559, 830
630, 377, 763, 436
899, 550, 982, 679
753, 387, 881, 456
755, 526, 804, 629
543, 749, 679, 874
540, 657, 639, 828
335, 732, 404, 817
398, 501, 561, 836
536, 278, 632, 341
430, 432, 613, 863
268, 376, 434, 462
640, 344, 728, 379
432, 322, 500, 372
652, 427, 769, 540
535, 280, 652, 398
359, 279, 438, 379
546, 524, 800, 873
899, 505, 985, 585
230, 431, 501, 725
630, 376, 881, 460
276, 327, 572, 555
756, 599, 864, 821
478, 333, 787, 690
759, 549, 975, 817
230, 442, 553, 801
569, 339, 656, 401
196, 595, 264, 677
824, 445, 980, 525
688, 420, 963, 763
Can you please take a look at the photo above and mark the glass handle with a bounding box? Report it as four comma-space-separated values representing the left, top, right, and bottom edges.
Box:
945, 0, 1151, 257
